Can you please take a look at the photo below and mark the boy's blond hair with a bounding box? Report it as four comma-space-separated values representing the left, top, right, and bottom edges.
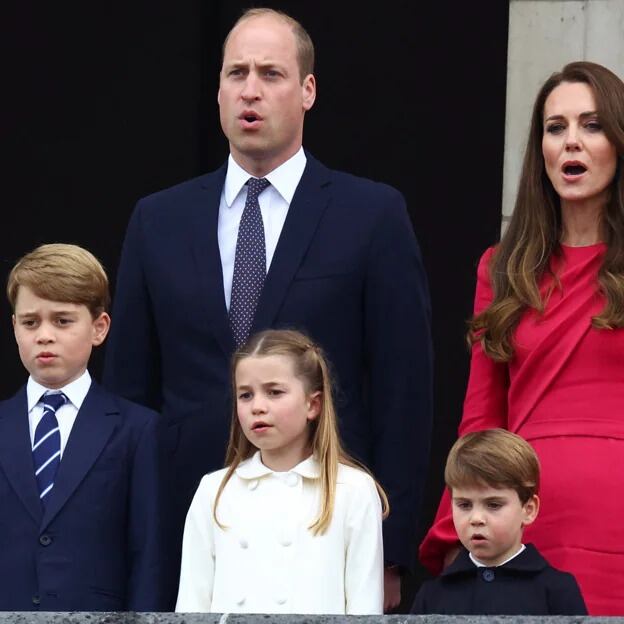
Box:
445, 429, 540, 504
7, 243, 110, 318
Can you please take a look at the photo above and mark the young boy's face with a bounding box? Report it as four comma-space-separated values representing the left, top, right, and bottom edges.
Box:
451, 483, 539, 567
13, 285, 110, 389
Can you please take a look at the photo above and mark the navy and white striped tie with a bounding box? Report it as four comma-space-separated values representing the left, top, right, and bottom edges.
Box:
33, 392, 67, 504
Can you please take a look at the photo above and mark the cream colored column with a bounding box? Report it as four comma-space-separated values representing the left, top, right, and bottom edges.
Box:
503, 0, 624, 227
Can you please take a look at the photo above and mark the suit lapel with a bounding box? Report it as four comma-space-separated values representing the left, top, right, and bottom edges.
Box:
190, 164, 235, 358
0, 389, 43, 525
41, 382, 120, 530
253, 154, 331, 331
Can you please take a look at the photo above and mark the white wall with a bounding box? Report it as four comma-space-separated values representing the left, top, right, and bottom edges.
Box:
504, 0, 624, 226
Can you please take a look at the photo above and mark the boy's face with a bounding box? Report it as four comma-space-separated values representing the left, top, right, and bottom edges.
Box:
13, 285, 110, 389
451, 483, 539, 566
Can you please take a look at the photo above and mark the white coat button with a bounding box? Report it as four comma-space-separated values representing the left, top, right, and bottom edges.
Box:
239, 538, 249, 549
280, 536, 292, 547
236, 597, 246, 606
276, 597, 287, 605
285, 473, 299, 487
248, 479, 259, 491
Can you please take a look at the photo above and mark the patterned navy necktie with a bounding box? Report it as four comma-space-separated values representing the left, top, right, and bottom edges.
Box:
230, 177, 271, 347
33, 392, 67, 504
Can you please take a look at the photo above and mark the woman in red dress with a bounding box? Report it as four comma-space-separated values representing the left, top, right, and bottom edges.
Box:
420, 61, 624, 615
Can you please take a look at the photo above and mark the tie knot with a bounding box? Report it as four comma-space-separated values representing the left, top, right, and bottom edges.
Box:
247, 177, 270, 197
41, 392, 68, 412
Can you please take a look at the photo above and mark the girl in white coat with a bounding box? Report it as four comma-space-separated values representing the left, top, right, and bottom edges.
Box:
175, 329, 388, 614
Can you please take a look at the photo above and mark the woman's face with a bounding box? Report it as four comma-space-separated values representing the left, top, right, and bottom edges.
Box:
542, 81, 617, 210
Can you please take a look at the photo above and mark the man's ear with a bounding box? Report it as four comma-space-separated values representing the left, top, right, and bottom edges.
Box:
302, 74, 316, 111
521, 494, 540, 527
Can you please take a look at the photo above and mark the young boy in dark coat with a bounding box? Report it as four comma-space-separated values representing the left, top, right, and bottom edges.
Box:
412, 429, 587, 615
1, 244, 170, 611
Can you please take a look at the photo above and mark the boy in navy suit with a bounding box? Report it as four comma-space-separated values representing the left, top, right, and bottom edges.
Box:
1, 243, 168, 611
412, 429, 586, 615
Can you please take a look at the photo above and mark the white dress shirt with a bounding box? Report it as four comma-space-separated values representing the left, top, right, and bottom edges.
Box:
176, 451, 384, 614
470, 544, 526, 568
27, 370, 91, 457
218, 148, 307, 310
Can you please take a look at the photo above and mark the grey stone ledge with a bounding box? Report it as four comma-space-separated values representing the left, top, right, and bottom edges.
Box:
0, 614, 612, 624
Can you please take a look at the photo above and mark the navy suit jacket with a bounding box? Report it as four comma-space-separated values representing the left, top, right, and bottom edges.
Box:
0, 381, 167, 611
104, 153, 432, 569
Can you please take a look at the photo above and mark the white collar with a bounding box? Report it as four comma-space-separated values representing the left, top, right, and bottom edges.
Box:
27, 370, 92, 412
223, 147, 307, 207
235, 450, 320, 480
470, 543, 526, 568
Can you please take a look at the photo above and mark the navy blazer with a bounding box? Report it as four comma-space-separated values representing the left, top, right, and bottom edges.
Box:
411, 545, 587, 615
104, 153, 433, 569
0, 381, 167, 611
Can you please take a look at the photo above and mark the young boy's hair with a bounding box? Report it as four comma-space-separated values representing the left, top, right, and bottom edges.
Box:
7, 243, 109, 317
445, 429, 540, 504
215, 328, 389, 535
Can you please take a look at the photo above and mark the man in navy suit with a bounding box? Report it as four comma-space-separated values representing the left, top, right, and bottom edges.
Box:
2, 243, 167, 611
104, 7, 432, 610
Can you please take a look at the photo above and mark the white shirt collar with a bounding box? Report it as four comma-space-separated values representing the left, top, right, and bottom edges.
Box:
470, 543, 526, 568
27, 370, 92, 412
235, 450, 321, 480
223, 147, 307, 207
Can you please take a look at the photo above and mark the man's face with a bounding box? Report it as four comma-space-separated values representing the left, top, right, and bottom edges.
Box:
218, 15, 316, 176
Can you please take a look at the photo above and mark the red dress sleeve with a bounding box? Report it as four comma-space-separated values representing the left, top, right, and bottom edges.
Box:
419, 247, 509, 574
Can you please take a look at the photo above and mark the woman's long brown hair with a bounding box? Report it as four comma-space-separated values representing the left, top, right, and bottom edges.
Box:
470, 61, 624, 361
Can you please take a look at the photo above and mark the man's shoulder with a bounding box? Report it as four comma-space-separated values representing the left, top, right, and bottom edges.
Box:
136, 165, 227, 210
313, 157, 404, 204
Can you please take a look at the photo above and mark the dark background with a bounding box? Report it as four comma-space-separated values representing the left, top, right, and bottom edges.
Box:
3, 1, 508, 605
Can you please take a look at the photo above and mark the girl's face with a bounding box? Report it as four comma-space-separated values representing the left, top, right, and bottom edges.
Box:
235, 354, 320, 471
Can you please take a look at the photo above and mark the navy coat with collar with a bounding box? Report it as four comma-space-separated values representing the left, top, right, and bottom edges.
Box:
0, 381, 168, 611
103, 153, 433, 572
411, 544, 587, 615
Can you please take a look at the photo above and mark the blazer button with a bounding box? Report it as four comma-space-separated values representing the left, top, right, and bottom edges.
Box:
39, 535, 52, 546
482, 568, 495, 582
32, 595, 41, 606
239, 538, 249, 549
248, 479, 259, 491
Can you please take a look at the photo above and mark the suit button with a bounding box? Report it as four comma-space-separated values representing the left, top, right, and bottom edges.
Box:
482, 568, 495, 582
32, 595, 41, 606
39, 535, 52, 546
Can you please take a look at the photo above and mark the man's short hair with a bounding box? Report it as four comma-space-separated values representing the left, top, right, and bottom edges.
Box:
222, 7, 314, 82
7, 243, 110, 318
445, 429, 540, 504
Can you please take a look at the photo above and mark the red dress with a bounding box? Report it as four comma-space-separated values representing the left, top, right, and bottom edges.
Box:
420, 243, 624, 615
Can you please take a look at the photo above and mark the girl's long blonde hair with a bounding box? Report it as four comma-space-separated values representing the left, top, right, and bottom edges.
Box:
214, 329, 389, 535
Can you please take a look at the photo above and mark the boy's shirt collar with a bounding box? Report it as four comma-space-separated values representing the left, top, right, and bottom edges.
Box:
470, 544, 526, 568
26, 370, 92, 412
442, 544, 548, 577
